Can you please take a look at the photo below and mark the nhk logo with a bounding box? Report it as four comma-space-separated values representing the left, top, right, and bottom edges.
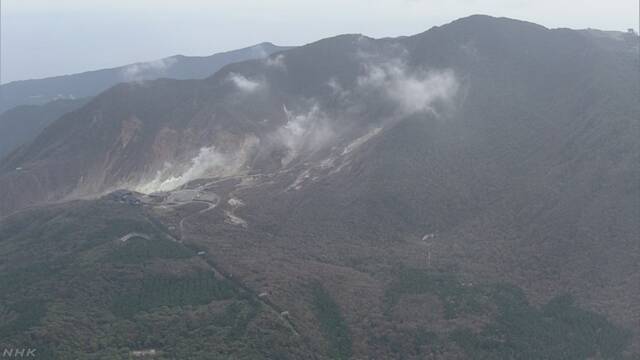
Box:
1, 349, 37, 358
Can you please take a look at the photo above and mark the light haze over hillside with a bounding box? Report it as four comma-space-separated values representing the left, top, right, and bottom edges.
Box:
1, 0, 637, 83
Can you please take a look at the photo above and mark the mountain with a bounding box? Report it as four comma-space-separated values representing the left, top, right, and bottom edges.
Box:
0, 42, 291, 113
0, 98, 88, 161
0, 15, 638, 359
0, 42, 291, 162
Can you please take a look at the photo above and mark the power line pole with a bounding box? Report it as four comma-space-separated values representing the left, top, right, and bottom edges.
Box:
422, 233, 436, 268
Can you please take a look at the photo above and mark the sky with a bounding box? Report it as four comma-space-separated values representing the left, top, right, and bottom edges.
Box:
1, 0, 638, 84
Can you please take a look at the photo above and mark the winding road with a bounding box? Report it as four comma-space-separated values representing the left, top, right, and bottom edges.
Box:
165, 189, 305, 340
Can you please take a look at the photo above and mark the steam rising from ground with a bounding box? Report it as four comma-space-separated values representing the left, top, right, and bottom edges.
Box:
265, 54, 286, 69
135, 137, 258, 193
357, 59, 459, 117
276, 104, 335, 166
121, 57, 177, 82
132, 55, 459, 194
133, 103, 335, 193
228, 73, 262, 92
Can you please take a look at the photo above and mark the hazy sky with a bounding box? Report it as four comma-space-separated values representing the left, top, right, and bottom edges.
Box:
1, 0, 637, 83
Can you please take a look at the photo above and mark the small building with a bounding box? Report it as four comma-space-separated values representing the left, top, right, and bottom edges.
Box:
131, 349, 158, 357
422, 233, 436, 241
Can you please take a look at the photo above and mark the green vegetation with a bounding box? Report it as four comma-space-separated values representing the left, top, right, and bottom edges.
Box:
386, 268, 632, 359
215, 294, 261, 339
412, 327, 441, 351
0, 299, 47, 339
112, 272, 237, 318
310, 282, 352, 360
372, 327, 445, 360
104, 235, 193, 264
0, 200, 307, 359
1, 199, 632, 359
386, 267, 490, 319
451, 288, 631, 360
0, 263, 59, 293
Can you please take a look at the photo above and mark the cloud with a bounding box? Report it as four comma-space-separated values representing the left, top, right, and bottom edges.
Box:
228, 72, 262, 92
357, 59, 459, 117
121, 57, 177, 82
135, 136, 259, 193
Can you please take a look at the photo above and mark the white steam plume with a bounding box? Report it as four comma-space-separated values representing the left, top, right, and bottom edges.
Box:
121, 57, 177, 82
135, 136, 259, 193
275, 104, 335, 166
357, 59, 459, 117
228, 73, 262, 92
265, 54, 286, 70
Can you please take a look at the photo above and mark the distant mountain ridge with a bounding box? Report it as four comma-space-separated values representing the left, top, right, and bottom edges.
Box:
0, 42, 292, 113
0, 98, 88, 160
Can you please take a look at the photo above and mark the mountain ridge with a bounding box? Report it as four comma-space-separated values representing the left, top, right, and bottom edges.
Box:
0, 42, 293, 162
0, 42, 293, 113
